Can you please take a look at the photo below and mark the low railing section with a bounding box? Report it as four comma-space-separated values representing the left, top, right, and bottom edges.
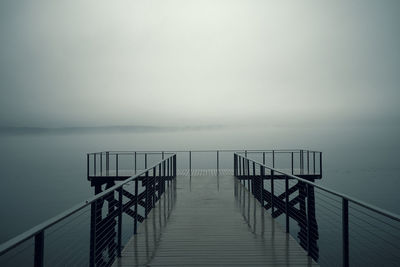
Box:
0, 154, 177, 267
234, 153, 400, 266
87, 149, 321, 177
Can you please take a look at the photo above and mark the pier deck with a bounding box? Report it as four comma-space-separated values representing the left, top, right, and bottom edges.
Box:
113, 174, 318, 266
3, 150, 400, 266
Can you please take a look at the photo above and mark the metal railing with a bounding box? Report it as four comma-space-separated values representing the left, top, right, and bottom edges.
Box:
3, 148, 399, 266
0, 154, 177, 267
234, 153, 400, 266
87, 149, 321, 177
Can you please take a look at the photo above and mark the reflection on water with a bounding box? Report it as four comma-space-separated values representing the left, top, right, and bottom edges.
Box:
0, 124, 399, 267
234, 176, 320, 262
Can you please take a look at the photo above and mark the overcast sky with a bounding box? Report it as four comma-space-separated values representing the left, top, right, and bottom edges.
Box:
0, 0, 399, 127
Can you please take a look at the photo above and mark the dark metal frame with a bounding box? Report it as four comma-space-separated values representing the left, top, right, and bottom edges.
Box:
0, 154, 177, 267
3, 149, 400, 267
234, 153, 400, 267
87, 149, 322, 179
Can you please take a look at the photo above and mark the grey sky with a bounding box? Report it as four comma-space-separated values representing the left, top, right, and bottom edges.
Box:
1, 0, 399, 127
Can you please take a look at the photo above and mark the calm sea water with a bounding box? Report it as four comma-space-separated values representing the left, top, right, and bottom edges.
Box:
0, 125, 399, 243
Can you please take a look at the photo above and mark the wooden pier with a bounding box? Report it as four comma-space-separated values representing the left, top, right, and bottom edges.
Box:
3, 150, 400, 266
113, 174, 318, 266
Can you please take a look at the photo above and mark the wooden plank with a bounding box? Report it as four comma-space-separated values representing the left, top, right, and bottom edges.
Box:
113, 175, 319, 266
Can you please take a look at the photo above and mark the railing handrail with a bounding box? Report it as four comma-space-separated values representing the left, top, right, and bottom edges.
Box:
0, 154, 177, 257
235, 153, 400, 223
87, 149, 322, 155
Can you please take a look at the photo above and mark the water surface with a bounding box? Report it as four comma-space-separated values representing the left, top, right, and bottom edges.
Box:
0, 124, 399, 243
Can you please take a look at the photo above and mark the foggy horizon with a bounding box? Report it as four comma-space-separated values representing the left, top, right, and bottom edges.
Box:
1, 0, 400, 128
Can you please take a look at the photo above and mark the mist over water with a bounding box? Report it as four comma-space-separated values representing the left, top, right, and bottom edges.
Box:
0, 122, 399, 243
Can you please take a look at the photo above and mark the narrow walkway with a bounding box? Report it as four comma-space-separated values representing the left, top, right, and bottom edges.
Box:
113, 175, 318, 266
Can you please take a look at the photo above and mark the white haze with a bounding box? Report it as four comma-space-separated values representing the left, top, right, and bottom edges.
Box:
0, 0, 399, 127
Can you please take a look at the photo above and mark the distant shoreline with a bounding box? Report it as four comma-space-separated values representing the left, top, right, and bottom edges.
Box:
0, 125, 224, 135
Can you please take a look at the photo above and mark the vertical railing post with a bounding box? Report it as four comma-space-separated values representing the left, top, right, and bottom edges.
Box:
87, 154, 90, 179
89, 201, 97, 267
241, 157, 244, 176
306, 184, 312, 256
167, 157, 170, 177
252, 162, 261, 196
159, 164, 162, 197
116, 154, 119, 177
162, 161, 165, 194
34, 231, 44, 267
117, 187, 122, 257
291, 152, 294, 175
307, 150, 310, 174
247, 159, 250, 189
237, 155, 240, 177
320, 152, 323, 176
234, 154, 237, 176
171, 156, 174, 177
244, 158, 246, 185
145, 171, 149, 218
263, 152, 265, 165
174, 154, 177, 177
239, 156, 241, 181
153, 167, 156, 207
134, 152, 137, 173
106, 152, 109, 176
237, 154, 239, 176
240, 155, 243, 176
145, 153, 147, 169
237, 154, 239, 177
285, 175, 289, 233
246, 159, 248, 187
240, 157, 242, 178
100, 153, 103, 176
313, 151, 315, 174
260, 166, 264, 205
299, 150, 301, 174
94, 153, 96, 176
217, 150, 219, 176
134, 179, 138, 234
244, 159, 247, 185
242, 156, 244, 177
236, 155, 239, 176
270, 169, 274, 215
189, 151, 192, 177
252, 162, 256, 194
272, 150, 275, 168
162, 161, 165, 182
168, 156, 171, 177
343, 199, 349, 267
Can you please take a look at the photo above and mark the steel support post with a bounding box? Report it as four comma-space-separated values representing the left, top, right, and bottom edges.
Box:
343, 199, 349, 267
34, 231, 44, 267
